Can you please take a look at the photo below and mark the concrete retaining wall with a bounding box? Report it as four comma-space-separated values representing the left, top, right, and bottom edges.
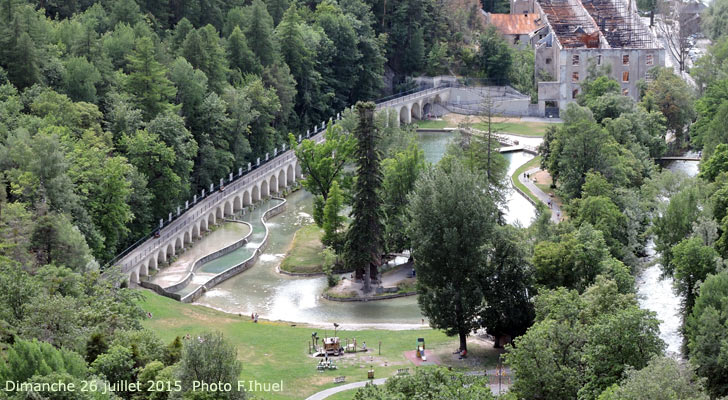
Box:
139, 280, 182, 301
179, 197, 288, 303
158, 220, 254, 294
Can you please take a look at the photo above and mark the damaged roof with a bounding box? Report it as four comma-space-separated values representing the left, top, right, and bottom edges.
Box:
487, 13, 544, 35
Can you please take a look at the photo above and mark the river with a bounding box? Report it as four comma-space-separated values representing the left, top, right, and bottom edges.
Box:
159, 129, 694, 350
636, 155, 700, 357
182, 131, 538, 327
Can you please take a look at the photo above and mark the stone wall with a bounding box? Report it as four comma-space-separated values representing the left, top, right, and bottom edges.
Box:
179, 198, 288, 303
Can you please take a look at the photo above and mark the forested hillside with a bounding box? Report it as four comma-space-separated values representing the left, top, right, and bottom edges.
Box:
0, 0, 492, 266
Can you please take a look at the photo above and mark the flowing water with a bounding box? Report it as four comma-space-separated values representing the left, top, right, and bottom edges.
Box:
150, 222, 250, 288
188, 131, 538, 326
636, 157, 700, 357
413, 131, 536, 226
151, 126, 694, 351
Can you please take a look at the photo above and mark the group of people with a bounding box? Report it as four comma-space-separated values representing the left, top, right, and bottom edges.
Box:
251, 312, 259, 323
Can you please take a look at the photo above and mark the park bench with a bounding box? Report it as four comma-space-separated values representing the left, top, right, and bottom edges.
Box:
396, 368, 410, 376
334, 376, 346, 384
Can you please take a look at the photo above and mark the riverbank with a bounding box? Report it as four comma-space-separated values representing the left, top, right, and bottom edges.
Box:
137, 290, 502, 400
511, 156, 541, 205
323, 263, 417, 301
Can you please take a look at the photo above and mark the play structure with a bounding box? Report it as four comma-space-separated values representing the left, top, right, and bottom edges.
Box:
310, 332, 344, 356
416, 338, 426, 361
323, 337, 341, 356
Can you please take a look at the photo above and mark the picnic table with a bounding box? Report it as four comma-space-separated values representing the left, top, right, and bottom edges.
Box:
316, 360, 337, 371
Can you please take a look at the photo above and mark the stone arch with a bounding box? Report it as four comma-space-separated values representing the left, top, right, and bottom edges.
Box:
184, 230, 192, 245
207, 212, 216, 228
270, 174, 278, 194
295, 162, 302, 179
149, 255, 158, 271
130, 270, 139, 285
140, 262, 149, 278
233, 195, 242, 211
286, 164, 294, 184
156, 249, 165, 266
192, 223, 200, 239
399, 105, 411, 125
216, 205, 223, 220
261, 180, 269, 198
423, 102, 432, 117
278, 169, 286, 190
199, 218, 208, 233
252, 185, 260, 202
243, 190, 251, 206
175, 236, 183, 252
434, 94, 442, 105
224, 200, 233, 216
411, 102, 421, 120
166, 242, 175, 260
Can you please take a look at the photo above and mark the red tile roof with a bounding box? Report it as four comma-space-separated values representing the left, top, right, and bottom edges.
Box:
488, 13, 543, 35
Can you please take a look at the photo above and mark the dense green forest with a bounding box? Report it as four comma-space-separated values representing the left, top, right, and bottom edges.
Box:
0, 0, 530, 267
5, 0, 728, 398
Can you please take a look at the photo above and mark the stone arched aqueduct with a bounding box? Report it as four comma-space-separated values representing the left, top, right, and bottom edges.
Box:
119, 151, 303, 285
114, 87, 451, 285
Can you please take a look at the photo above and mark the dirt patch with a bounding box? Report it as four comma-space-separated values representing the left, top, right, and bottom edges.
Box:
532, 170, 552, 186
403, 349, 441, 366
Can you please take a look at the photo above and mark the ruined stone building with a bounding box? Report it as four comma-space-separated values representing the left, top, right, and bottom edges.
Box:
491, 0, 665, 116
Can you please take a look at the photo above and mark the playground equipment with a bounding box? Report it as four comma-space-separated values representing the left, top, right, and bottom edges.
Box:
416, 338, 426, 361
323, 337, 342, 356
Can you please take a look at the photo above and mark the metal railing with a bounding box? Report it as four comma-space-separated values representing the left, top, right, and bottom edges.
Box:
109, 84, 458, 273
106, 124, 328, 272
375, 86, 452, 109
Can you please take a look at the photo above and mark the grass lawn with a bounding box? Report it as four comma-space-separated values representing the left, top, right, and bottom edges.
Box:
280, 224, 326, 274
326, 388, 358, 400
472, 121, 551, 137
511, 156, 542, 204
414, 119, 450, 129
137, 290, 500, 399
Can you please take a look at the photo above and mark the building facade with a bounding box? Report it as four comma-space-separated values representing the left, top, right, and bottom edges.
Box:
499, 0, 665, 116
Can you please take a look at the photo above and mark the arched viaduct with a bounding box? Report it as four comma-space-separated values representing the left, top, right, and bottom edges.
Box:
375, 87, 451, 126
116, 144, 307, 285
114, 86, 454, 285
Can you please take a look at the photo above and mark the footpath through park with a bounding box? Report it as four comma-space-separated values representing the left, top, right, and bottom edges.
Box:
518, 167, 562, 223
304, 378, 387, 400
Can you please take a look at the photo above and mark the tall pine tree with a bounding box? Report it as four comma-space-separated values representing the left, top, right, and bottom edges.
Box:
125, 37, 176, 120
344, 102, 384, 293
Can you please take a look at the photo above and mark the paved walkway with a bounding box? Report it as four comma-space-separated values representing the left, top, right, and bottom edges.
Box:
517, 167, 561, 223
304, 378, 387, 400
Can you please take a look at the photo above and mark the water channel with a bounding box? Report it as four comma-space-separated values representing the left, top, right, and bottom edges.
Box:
152, 130, 696, 350
636, 153, 701, 357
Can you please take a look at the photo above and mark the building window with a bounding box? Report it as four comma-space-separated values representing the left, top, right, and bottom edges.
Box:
646, 54, 654, 65
622, 88, 629, 96
572, 71, 579, 82
622, 71, 629, 82
597, 55, 602, 65
573, 88, 579, 99
623, 54, 630, 65
546, 58, 552, 64
572, 54, 580, 66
